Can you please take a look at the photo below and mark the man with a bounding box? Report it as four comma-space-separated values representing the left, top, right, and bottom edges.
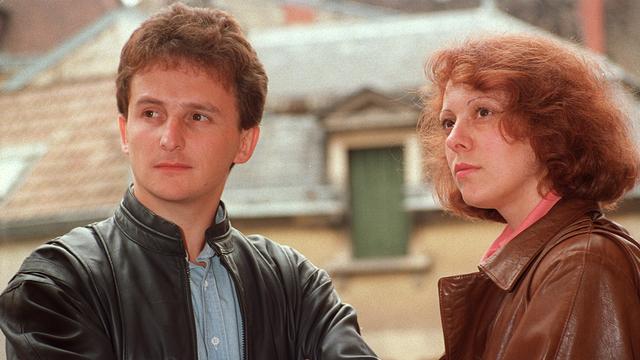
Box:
0, 3, 378, 359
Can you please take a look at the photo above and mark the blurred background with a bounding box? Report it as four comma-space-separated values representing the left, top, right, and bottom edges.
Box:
0, 0, 639, 359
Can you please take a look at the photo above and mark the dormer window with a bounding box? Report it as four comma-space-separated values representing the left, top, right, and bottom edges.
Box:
0, 145, 46, 201
322, 89, 428, 258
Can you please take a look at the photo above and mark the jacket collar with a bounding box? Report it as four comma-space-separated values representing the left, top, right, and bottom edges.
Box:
479, 198, 600, 291
114, 186, 233, 256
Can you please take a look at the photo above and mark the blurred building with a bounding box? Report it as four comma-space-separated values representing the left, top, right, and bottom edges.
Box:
1, 1, 640, 359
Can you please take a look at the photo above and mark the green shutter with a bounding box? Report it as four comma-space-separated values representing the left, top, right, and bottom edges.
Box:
349, 147, 409, 258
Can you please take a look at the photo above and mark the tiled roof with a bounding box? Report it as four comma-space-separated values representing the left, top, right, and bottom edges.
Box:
1, 4, 639, 235
0, 0, 121, 55
0, 77, 129, 230
0, 77, 337, 234
223, 114, 342, 218
252, 6, 541, 107
253, 5, 640, 109
3, 9, 145, 92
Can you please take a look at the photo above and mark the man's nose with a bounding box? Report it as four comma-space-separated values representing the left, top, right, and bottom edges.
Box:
160, 118, 185, 151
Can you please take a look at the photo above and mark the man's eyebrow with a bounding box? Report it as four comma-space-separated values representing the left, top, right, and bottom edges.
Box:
133, 97, 222, 114
180, 101, 221, 114
134, 96, 164, 106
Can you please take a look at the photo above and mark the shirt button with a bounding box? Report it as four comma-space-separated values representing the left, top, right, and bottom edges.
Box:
211, 336, 220, 347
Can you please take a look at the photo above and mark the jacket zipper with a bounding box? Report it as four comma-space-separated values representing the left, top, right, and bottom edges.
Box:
215, 244, 248, 360
183, 253, 199, 360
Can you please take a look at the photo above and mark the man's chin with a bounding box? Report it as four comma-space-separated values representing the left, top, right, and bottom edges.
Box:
133, 184, 194, 204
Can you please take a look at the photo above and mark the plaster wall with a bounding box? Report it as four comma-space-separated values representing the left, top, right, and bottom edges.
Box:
1, 210, 639, 360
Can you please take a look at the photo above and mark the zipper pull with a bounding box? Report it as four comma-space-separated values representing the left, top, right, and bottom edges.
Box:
185, 253, 191, 279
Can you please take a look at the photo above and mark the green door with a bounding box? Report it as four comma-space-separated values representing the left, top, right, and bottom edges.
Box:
349, 147, 409, 258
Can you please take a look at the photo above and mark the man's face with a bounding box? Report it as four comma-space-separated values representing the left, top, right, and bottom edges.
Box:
118, 63, 259, 212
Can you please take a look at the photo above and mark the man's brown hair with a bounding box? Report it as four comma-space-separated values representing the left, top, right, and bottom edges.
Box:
116, 2, 268, 129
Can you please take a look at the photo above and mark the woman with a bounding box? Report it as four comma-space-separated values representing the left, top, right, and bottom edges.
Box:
419, 34, 640, 359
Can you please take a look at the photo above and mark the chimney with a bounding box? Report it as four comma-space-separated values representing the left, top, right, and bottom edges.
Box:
578, 0, 605, 53
0, 9, 8, 49
281, 4, 316, 25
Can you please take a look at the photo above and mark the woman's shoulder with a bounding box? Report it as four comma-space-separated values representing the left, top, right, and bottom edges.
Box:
548, 213, 640, 258
534, 213, 640, 287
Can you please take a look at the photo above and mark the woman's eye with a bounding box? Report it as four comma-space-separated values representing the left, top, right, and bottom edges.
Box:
478, 107, 492, 117
192, 113, 209, 122
441, 119, 455, 130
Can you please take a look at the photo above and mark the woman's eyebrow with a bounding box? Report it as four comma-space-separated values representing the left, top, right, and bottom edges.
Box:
466, 95, 499, 106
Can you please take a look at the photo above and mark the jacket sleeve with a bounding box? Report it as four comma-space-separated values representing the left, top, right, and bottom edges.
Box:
495, 234, 640, 359
287, 248, 379, 360
0, 253, 116, 360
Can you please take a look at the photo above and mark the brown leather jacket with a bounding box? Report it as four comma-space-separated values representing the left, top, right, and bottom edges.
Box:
438, 199, 640, 359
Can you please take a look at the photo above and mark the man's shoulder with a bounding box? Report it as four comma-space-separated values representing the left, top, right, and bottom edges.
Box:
231, 227, 306, 263
36, 220, 110, 258
12, 219, 114, 286
228, 227, 325, 286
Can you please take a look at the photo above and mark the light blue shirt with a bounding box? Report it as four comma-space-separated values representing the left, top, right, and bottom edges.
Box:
188, 242, 244, 360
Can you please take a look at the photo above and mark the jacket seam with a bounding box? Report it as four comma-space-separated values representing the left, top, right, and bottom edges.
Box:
119, 205, 181, 243
113, 216, 180, 255
438, 283, 451, 358
6, 285, 42, 360
15, 257, 81, 292
303, 270, 332, 298
24, 333, 42, 360
300, 259, 323, 289
91, 223, 126, 359
552, 223, 593, 360
56, 239, 110, 317
15, 281, 86, 360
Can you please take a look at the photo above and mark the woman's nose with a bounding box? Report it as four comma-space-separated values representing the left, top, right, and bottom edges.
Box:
445, 121, 471, 153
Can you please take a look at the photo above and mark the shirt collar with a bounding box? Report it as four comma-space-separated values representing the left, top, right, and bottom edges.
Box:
195, 241, 217, 263
478, 197, 600, 291
481, 192, 561, 262
115, 185, 233, 256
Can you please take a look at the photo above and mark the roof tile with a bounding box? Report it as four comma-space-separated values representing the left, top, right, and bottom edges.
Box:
0, 77, 129, 224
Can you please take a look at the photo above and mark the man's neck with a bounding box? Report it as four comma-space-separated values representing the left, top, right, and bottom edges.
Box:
133, 190, 220, 262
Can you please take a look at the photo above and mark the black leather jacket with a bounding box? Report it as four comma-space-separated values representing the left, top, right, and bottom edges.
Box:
0, 189, 378, 360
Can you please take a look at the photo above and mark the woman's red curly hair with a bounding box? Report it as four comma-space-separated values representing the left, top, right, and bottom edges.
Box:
418, 34, 640, 222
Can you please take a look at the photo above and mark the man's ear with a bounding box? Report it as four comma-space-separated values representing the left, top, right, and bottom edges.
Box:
233, 126, 260, 164
118, 114, 129, 154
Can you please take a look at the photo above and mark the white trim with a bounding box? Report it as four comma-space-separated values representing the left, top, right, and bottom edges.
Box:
326, 129, 422, 192
0, 144, 47, 200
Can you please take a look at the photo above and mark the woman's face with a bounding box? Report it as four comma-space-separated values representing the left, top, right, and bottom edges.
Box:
441, 82, 545, 226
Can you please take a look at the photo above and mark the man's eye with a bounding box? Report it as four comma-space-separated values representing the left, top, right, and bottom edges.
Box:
192, 113, 209, 122
143, 110, 158, 118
